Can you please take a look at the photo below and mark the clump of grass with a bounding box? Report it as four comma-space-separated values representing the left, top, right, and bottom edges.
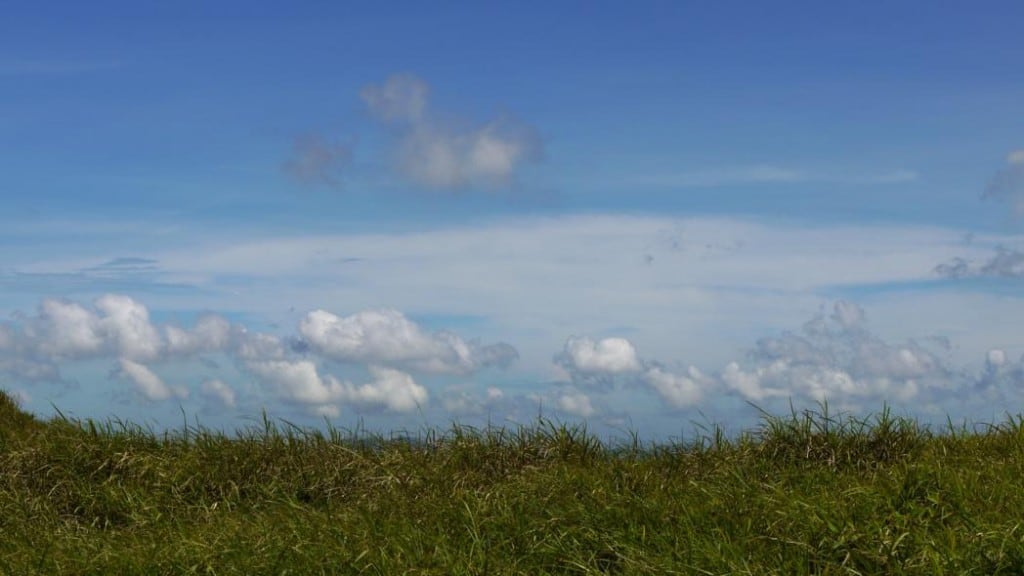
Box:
3, 388, 1024, 574
754, 403, 930, 470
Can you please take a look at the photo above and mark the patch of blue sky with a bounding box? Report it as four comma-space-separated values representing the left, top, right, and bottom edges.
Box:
826, 277, 1024, 301
4, 1, 1024, 436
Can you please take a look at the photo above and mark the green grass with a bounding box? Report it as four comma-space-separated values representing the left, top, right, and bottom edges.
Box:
3, 389, 1024, 575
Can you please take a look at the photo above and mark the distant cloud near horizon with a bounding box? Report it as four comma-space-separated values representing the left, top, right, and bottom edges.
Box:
549, 300, 1024, 418
0, 294, 516, 417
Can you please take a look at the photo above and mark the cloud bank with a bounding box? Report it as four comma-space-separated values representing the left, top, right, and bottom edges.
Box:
0, 295, 514, 416
549, 300, 1024, 418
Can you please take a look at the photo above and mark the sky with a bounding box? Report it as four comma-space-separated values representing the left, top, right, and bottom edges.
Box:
2, 1, 1024, 440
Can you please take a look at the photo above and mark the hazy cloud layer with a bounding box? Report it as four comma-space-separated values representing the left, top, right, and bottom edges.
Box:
361, 73, 541, 189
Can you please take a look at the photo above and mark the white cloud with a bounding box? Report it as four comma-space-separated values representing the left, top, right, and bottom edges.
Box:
232, 330, 287, 361
165, 314, 232, 356
147, 216, 977, 371
557, 336, 641, 376
718, 301, 950, 405
200, 378, 236, 408
978, 348, 1024, 393
247, 359, 345, 406
360, 73, 430, 123
16, 295, 255, 369
553, 333, 708, 410
117, 358, 187, 401
8, 211, 1024, 427
246, 358, 427, 414
983, 149, 1024, 217
643, 365, 705, 408
95, 294, 163, 361
346, 365, 427, 413
360, 73, 540, 189
556, 389, 595, 417
299, 308, 515, 374
29, 299, 104, 359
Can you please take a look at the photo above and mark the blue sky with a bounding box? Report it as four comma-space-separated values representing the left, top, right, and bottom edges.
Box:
3, 2, 1024, 439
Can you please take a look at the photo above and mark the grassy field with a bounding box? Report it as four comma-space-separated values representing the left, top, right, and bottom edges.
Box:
2, 389, 1024, 575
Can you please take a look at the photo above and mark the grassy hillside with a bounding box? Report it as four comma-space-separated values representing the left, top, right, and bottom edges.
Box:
2, 388, 1024, 575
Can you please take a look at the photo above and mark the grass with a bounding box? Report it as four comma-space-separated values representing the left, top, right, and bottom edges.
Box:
3, 389, 1024, 574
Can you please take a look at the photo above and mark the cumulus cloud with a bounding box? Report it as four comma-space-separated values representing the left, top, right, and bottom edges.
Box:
720, 301, 951, 406
983, 149, 1024, 217
298, 308, 517, 374
282, 133, 353, 188
165, 314, 233, 356
346, 365, 427, 413
27, 299, 105, 359
95, 294, 163, 361
553, 335, 706, 409
2, 294, 520, 417
360, 73, 541, 190
17, 295, 246, 365
551, 299, 1009, 414
246, 359, 345, 406
246, 358, 426, 414
116, 358, 188, 401
977, 348, 1024, 394
556, 337, 641, 377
